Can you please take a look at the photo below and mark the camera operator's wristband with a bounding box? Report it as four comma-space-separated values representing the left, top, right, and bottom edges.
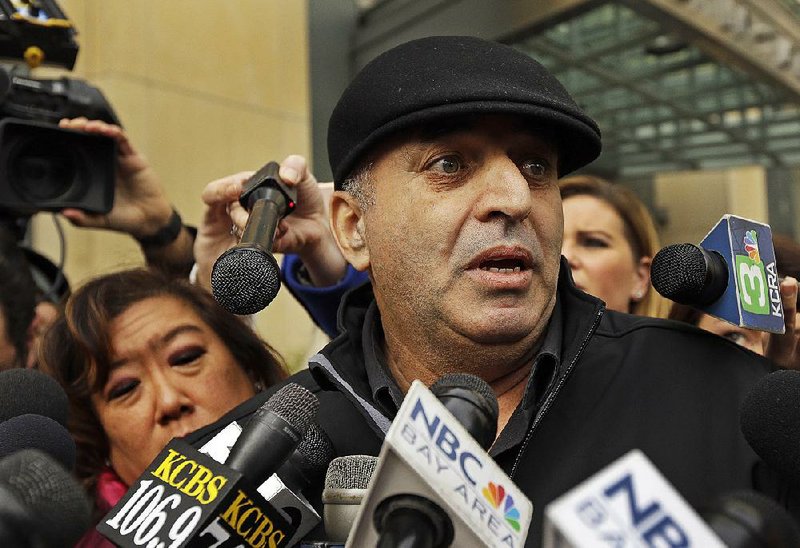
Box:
136, 208, 183, 248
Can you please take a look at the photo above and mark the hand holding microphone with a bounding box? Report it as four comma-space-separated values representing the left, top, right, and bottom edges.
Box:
202, 154, 349, 314
650, 214, 800, 367
211, 161, 298, 314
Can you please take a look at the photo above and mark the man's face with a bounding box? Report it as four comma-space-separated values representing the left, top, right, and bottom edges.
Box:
357, 115, 563, 355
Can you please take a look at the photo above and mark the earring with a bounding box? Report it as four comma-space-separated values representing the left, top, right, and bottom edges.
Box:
634, 290, 645, 300
253, 380, 265, 393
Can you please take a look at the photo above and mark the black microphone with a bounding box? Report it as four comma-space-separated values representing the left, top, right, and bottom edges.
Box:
211, 161, 298, 315
651, 216, 785, 334
374, 494, 453, 548
264, 422, 335, 546
348, 381, 531, 546
701, 490, 800, 548
739, 370, 800, 529
0, 448, 91, 547
277, 422, 335, 495
0, 413, 75, 471
430, 373, 498, 450
740, 370, 800, 486
197, 415, 332, 546
359, 374, 496, 548
0, 368, 68, 426
651, 243, 728, 306
227, 383, 320, 485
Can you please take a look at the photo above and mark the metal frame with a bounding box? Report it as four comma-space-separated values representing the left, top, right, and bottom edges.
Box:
310, 0, 800, 180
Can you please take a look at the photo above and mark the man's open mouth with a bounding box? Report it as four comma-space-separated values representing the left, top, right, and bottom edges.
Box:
467, 247, 534, 273
478, 258, 526, 273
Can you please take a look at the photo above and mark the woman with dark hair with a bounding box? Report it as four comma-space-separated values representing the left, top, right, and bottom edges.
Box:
560, 175, 671, 318
39, 268, 286, 544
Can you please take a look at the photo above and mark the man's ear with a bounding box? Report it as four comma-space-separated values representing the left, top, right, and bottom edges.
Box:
330, 190, 370, 271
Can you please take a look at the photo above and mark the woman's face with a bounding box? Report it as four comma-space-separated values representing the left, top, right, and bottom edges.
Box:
91, 296, 256, 485
696, 314, 764, 355
562, 195, 650, 313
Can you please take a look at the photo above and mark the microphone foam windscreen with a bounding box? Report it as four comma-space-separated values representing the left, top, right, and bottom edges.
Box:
325, 455, 378, 490
0, 414, 76, 471
740, 370, 800, 484
651, 243, 713, 303
702, 490, 800, 547
261, 382, 320, 435
431, 372, 499, 421
211, 246, 281, 315
0, 368, 68, 426
297, 422, 335, 474
0, 448, 91, 546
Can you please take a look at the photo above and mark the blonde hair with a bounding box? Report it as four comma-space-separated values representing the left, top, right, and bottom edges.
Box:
559, 175, 670, 319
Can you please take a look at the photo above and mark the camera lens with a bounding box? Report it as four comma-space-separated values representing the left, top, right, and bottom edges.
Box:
0, 120, 116, 214
8, 137, 85, 203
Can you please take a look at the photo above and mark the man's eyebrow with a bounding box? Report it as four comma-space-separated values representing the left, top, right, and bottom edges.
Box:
109, 324, 204, 370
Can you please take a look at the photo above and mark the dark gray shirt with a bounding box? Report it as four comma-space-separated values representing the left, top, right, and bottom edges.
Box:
359, 297, 563, 458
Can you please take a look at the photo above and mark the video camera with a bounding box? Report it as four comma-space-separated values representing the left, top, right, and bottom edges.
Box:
0, 0, 117, 217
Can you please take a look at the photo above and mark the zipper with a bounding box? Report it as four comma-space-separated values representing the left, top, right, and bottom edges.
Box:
308, 353, 393, 437
510, 305, 605, 478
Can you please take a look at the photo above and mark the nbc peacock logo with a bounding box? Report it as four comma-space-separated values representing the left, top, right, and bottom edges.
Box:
744, 230, 761, 264
482, 481, 521, 532
736, 229, 770, 315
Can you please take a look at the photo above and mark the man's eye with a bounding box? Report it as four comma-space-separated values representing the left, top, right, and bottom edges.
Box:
431, 156, 461, 174
521, 159, 547, 178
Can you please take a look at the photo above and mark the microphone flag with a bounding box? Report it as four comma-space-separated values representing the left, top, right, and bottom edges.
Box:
700, 214, 784, 333
347, 380, 532, 547
97, 438, 295, 548
543, 450, 724, 547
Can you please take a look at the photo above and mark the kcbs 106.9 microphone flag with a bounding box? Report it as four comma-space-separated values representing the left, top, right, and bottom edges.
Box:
96, 382, 321, 548
346, 380, 533, 548
651, 214, 785, 334
96, 438, 295, 548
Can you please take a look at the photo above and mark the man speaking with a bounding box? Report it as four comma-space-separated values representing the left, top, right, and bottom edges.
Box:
191, 35, 774, 545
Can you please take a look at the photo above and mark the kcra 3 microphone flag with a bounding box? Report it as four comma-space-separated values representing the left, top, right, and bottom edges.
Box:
651, 214, 784, 334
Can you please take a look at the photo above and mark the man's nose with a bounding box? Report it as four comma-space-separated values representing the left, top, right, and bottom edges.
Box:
473, 155, 533, 223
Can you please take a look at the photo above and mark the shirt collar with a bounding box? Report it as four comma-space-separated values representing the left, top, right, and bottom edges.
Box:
361, 299, 405, 417
522, 296, 562, 409
360, 295, 563, 419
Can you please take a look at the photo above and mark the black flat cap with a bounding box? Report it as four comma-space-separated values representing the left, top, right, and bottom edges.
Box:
328, 35, 601, 188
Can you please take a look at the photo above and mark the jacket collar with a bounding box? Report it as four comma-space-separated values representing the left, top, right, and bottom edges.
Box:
310, 256, 605, 438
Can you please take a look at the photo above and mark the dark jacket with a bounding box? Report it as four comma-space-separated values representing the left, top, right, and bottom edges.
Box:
189, 266, 775, 546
